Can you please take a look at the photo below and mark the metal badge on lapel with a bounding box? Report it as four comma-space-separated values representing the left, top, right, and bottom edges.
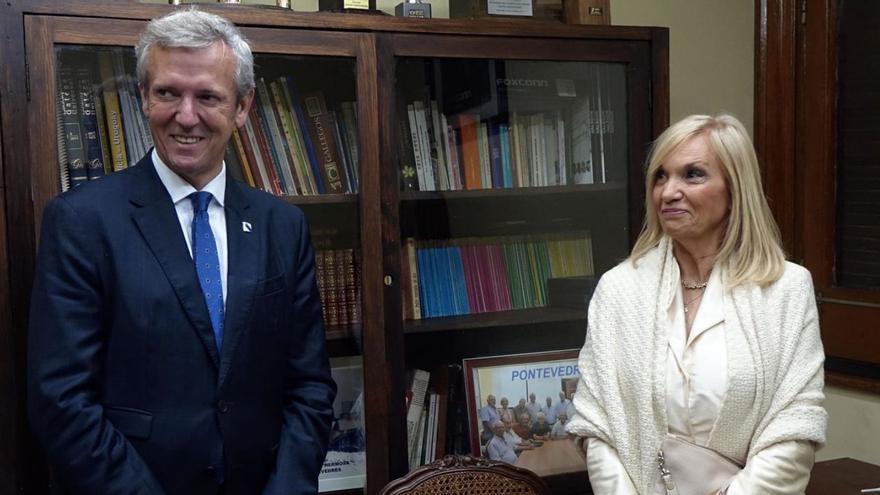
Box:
242, 221, 252, 233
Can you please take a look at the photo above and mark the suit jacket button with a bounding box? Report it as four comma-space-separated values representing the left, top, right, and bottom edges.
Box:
205, 465, 217, 477
217, 400, 229, 413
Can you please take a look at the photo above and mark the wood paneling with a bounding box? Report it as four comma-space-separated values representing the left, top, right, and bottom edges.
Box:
757, 0, 880, 390
755, 0, 798, 254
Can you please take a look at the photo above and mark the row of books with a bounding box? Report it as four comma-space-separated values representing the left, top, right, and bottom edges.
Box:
228, 78, 359, 196
405, 364, 471, 470
401, 233, 594, 320
315, 248, 361, 328
398, 97, 613, 192
56, 49, 152, 191
54, 48, 360, 197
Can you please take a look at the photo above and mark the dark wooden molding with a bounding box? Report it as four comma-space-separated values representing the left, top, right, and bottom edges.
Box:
1, 0, 40, 492
757, 0, 880, 393
754, 0, 798, 255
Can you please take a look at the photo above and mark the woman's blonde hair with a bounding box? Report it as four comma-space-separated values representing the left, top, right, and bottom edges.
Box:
629, 114, 785, 287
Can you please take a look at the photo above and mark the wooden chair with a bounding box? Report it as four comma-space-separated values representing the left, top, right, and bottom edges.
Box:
378, 455, 551, 495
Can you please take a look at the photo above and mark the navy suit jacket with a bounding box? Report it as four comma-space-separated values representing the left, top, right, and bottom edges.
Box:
28, 154, 337, 494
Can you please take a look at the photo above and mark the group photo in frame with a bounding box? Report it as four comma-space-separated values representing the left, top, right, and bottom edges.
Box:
462, 349, 585, 477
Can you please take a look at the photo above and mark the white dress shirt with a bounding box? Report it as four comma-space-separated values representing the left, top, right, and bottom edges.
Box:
666, 265, 727, 445
152, 150, 229, 302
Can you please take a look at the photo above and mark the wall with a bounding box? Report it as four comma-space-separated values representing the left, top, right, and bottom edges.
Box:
613, 0, 753, 134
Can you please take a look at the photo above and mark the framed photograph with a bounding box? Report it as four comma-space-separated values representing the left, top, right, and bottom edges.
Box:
462, 349, 584, 477
318, 356, 366, 492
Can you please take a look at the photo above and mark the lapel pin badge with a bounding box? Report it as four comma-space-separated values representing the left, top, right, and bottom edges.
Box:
242, 221, 253, 233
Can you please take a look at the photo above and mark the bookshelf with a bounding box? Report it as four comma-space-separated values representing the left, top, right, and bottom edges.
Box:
0, 2, 668, 494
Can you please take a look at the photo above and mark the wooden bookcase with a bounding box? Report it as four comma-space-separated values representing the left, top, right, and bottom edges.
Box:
0, 1, 668, 493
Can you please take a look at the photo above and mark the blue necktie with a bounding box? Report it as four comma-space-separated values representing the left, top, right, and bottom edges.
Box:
190, 191, 224, 352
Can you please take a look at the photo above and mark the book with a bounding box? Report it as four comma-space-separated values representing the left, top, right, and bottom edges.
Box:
330, 112, 355, 194
256, 78, 298, 195
55, 84, 71, 192
231, 129, 256, 188
397, 101, 419, 191
245, 106, 279, 194
339, 101, 360, 190
346, 249, 361, 325
75, 65, 106, 181
407, 103, 431, 191
571, 95, 594, 185
92, 88, 113, 176
252, 89, 287, 195
277, 78, 320, 195
315, 250, 328, 325
97, 51, 128, 172
284, 77, 327, 194
456, 113, 481, 190
413, 101, 439, 191
406, 369, 431, 464
57, 61, 89, 188
499, 123, 513, 188
110, 50, 147, 162
410, 405, 427, 470
301, 90, 348, 194
323, 249, 340, 327
477, 121, 491, 188
487, 120, 504, 189
401, 238, 417, 319
428, 100, 450, 191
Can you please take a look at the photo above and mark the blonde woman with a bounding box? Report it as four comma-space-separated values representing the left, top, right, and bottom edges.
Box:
566, 114, 827, 494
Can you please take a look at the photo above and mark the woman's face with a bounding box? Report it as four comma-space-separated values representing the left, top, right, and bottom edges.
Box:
651, 134, 730, 247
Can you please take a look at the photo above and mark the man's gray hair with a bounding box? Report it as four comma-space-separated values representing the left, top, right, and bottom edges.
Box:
135, 8, 255, 99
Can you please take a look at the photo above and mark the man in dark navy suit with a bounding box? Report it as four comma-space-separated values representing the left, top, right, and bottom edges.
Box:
27, 9, 336, 494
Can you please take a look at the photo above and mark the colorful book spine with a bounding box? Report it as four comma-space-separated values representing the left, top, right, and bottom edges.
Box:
97, 51, 128, 171
255, 78, 298, 195
272, 79, 314, 195
499, 123, 513, 188
456, 113, 481, 190
301, 90, 348, 194
487, 120, 504, 189
242, 116, 271, 193
282, 77, 323, 195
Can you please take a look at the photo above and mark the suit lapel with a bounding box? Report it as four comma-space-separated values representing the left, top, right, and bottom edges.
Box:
218, 178, 259, 389
129, 156, 221, 370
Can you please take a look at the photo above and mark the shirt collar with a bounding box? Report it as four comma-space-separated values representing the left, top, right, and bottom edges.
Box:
152, 149, 226, 207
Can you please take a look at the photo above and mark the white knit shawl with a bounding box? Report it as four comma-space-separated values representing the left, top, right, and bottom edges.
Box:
566, 237, 827, 494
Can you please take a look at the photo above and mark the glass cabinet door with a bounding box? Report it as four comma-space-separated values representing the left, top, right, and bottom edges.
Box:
389, 36, 656, 484
46, 25, 369, 494
396, 57, 629, 321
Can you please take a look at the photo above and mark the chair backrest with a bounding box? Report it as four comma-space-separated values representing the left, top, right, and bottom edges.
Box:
378, 455, 551, 495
